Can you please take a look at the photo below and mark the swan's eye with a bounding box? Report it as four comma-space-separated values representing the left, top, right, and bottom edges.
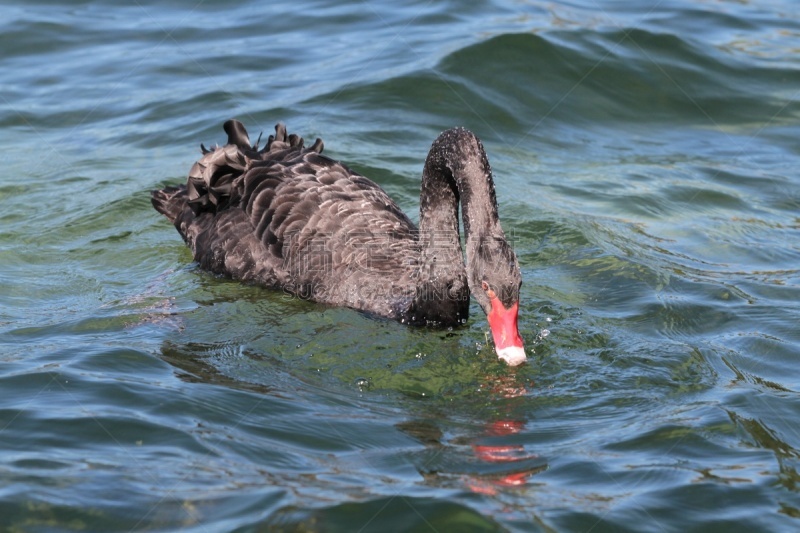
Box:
481, 281, 496, 300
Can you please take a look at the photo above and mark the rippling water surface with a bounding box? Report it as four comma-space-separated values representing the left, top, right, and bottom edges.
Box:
2, 0, 799, 531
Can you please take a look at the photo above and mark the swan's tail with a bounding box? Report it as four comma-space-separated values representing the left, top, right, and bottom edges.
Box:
151, 185, 188, 225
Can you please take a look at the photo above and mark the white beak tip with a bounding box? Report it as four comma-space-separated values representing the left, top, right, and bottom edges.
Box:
496, 346, 527, 366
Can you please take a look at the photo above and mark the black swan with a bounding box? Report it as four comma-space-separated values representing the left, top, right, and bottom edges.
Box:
152, 120, 526, 366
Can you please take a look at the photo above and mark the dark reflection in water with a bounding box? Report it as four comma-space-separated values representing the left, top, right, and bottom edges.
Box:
397, 373, 547, 497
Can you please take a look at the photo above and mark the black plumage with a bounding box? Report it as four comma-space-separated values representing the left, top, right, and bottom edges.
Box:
152, 120, 526, 364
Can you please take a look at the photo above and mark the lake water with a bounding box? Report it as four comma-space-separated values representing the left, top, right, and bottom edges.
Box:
2, 0, 799, 531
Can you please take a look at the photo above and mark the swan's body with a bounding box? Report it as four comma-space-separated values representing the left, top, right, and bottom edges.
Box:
152, 120, 525, 365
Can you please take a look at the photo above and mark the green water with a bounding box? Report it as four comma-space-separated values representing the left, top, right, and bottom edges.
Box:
1, 0, 799, 531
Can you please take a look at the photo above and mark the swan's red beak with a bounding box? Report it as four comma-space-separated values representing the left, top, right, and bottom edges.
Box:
487, 300, 526, 366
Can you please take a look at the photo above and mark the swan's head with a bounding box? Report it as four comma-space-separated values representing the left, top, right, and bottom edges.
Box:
471, 236, 526, 366
482, 284, 526, 366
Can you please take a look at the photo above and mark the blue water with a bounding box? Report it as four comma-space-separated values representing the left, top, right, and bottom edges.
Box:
1, 0, 799, 531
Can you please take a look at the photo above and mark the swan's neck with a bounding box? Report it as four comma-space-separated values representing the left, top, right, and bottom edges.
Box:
407, 128, 501, 325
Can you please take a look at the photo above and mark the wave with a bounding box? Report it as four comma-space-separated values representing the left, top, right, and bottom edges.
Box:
304, 28, 799, 135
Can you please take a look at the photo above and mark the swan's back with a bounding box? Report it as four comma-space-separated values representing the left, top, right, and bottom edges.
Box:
152, 121, 421, 317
